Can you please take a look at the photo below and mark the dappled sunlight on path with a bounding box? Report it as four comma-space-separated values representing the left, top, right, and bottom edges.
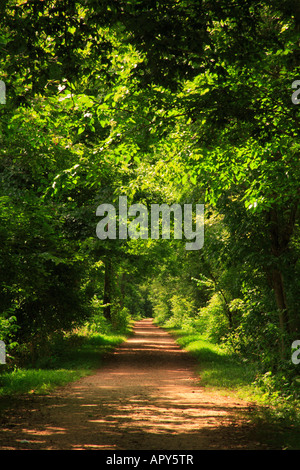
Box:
0, 319, 270, 450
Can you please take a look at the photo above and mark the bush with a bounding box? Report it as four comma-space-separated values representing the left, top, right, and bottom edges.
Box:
194, 293, 229, 341
225, 289, 286, 371
112, 305, 132, 333
163, 294, 195, 331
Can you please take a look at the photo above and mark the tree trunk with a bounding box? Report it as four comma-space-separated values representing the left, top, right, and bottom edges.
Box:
267, 205, 297, 357
271, 268, 290, 358
103, 257, 112, 322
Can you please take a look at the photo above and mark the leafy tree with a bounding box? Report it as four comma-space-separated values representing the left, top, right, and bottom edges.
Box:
0, 0, 299, 375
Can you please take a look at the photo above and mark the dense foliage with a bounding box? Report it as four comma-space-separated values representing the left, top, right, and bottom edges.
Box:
0, 1, 299, 401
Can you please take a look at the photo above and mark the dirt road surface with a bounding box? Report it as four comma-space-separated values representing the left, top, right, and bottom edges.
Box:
0, 319, 273, 450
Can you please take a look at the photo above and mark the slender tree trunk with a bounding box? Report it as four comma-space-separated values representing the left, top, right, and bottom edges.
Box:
119, 272, 126, 309
267, 205, 297, 357
271, 269, 289, 331
271, 268, 290, 358
103, 257, 112, 322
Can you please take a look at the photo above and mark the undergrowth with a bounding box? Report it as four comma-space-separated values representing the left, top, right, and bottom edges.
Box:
0, 326, 129, 397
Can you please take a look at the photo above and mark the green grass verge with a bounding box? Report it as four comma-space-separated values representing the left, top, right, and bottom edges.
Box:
170, 330, 257, 396
0, 331, 127, 397
165, 327, 300, 450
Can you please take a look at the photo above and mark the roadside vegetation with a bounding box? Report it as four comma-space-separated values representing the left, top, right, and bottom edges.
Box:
156, 319, 300, 450
0, 314, 132, 397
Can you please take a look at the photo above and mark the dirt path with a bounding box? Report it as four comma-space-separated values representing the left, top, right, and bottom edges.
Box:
0, 319, 272, 450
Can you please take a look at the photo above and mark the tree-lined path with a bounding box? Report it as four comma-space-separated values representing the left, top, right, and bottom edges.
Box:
0, 319, 271, 450
1, 2, 300, 438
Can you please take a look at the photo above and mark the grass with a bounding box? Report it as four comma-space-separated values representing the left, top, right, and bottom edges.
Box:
169, 330, 257, 396
0, 330, 128, 397
164, 327, 300, 450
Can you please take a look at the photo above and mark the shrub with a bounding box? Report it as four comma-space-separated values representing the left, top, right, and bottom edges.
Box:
194, 293, 229, 341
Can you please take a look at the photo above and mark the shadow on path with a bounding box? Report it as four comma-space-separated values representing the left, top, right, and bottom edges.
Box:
0, 319, 273, 450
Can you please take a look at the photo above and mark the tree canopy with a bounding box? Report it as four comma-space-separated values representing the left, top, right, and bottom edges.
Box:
0, 0, 299, 376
